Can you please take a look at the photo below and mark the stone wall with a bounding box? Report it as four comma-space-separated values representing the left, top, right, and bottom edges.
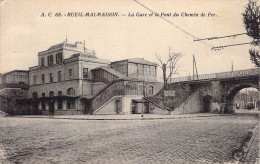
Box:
149, 104, 169, 115
94, 95, 143, 115
171, 90, 202, 115
42, 109, 83, 115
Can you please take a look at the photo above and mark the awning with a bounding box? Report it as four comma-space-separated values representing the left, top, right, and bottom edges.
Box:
132, 99, 148, 103
79, 95, 93, 100
23, 95, 78, 101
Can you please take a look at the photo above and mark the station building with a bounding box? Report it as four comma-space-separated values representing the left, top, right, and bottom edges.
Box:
0, 70, 29, 90
0, 70, 29, 115
28, 41, 163, 115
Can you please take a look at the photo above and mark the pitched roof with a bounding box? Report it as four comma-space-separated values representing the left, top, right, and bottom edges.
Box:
128, 58, 157, 66
94, 66, 130, 79
112, 58, 157, 66
47, 42, 91, 51
2, 70, 29, 76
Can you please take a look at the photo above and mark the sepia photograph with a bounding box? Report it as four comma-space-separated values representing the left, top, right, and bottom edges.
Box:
0, 0, 259, 163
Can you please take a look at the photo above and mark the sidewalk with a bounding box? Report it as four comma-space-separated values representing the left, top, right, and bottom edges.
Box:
15, 113, 226, 120
241, 123, 260, 164
235, 108, 260, 114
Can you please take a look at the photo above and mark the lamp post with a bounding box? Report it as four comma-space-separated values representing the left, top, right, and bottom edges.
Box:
141, 83, 146, 118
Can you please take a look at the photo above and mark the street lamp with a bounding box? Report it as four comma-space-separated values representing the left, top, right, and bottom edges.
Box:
141, 83, 147, 118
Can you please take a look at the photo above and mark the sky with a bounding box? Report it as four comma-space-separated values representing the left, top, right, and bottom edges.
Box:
0, 0, 258, 79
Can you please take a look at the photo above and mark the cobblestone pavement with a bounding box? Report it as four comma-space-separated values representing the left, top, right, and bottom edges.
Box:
0, 113, 259, 164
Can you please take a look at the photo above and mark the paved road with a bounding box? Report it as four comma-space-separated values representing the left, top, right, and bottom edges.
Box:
0, 113, 259, 164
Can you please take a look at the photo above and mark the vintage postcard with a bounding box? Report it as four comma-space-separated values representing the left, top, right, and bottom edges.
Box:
0, 0, 259, 163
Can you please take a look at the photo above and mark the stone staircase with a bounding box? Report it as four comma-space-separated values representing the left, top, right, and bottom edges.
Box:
144, 88, 198, 114
90, 79, 144, 114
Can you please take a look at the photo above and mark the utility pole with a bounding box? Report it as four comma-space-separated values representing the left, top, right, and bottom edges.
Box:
231, 61, 234, 71
193, 55, 198, 80
169, 46, 172, 84
84, 40, 86, 53
246, 88, 248, 104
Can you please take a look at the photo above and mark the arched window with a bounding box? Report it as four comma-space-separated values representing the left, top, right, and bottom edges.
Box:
49, 91, 54, 97
58, 91, 62, 96
67, 88, 75, 96
148, 85, 154, 95
32, 92, 38, 98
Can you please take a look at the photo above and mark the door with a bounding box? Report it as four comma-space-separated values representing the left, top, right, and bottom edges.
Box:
203, 95, 212, 113
49, 100, 55, 115
115, 99, 122, 114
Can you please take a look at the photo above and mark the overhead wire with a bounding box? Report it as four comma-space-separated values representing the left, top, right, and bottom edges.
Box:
133, 0, 215, 49
211, 42, 252, 50
194, 33, 248, 41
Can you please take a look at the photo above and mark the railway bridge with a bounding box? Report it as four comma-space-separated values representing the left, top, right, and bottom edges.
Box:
162, 68, 259, 114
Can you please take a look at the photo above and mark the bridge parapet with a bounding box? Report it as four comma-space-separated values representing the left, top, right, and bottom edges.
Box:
169, 68, 259, 83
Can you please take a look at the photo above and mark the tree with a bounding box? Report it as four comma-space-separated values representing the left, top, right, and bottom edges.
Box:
156, 48, 182, 88
249, 48, 260, 67
242, 0, 260, 66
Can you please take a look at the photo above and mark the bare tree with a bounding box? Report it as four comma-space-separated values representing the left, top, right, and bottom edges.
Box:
242, 0, 260, 66
156, 48, 182, 88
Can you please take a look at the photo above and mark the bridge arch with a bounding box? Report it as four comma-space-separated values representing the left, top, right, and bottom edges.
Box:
224, 83, 259, 113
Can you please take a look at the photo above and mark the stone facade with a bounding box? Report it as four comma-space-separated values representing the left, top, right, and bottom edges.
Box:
0, 70, 30, 115
0, 70, 29, 90
161, 70, 259, 114
29, 42, 110, 114
111, 58, 157, 82
26, 41, 162, 115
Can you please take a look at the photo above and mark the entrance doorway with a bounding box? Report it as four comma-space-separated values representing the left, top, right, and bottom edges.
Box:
115, 99, 122, 114
49, 100, 55, 115
203, 95, 212, 113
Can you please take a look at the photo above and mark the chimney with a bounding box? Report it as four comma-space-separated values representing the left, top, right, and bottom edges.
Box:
75, 41, 84, 51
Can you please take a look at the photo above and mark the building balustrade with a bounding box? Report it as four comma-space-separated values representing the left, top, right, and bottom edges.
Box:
90, 79, 144, 113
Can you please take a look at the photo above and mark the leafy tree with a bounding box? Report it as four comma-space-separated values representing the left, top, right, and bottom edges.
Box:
249, 48, 260, 67
242, 0, 260, 66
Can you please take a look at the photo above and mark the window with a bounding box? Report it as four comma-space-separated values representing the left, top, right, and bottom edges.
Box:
138, 85, 143, 95
83, 68, 88, 78
67, 88, 75, 95
148, 85, 154, 95
58, 91, 62, 96
58, 100, 63, 110
143, 85, 147, 94
128, 64, 137, 75
41, 57, 45, 67
67, 100, 75, 109
56, 53, 63, 64
49, 91, 54, 97
137, 64, 144, 75
69, 69, 73, 79
150, 66, 156, 76
42, 74, 45, 83
144, 65, 150, 75
32, 92, 38, 98
33, 76, 37, 85
41, 101, 46, 110
58, 71, 62, 82
49, 73, 53, 82
47, 55, 54, 66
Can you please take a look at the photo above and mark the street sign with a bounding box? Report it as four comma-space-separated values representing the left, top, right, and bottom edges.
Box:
164, 90, 175, 97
